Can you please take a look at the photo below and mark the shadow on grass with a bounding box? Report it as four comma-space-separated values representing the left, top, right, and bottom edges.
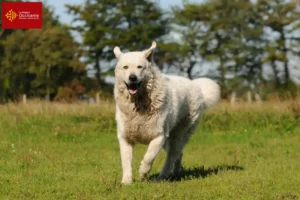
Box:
148, 164, 244, 182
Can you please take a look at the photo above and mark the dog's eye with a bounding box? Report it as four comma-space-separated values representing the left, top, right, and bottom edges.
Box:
123, 66, 128, 69
137, 65, 143, 69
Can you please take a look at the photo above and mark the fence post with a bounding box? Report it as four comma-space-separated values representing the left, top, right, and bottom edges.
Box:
22, 94, 27, 104
255, 93, 262, 104
247, 91, 252, 103
230, 91, 236, 106
96, 92, 100, 104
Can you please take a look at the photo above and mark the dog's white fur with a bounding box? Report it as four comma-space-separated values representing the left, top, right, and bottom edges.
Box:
113, 41, 220, 184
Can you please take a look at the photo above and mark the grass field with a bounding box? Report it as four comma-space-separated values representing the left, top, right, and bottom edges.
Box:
0, 100, 299, 199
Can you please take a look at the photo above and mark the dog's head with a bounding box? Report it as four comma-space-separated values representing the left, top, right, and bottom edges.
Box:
113, 41, 156, 95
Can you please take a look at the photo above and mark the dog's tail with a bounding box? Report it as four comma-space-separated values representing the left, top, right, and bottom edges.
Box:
192, 78, 221, 110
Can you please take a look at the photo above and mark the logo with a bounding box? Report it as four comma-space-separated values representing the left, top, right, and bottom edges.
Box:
5, 9, 18, 22
2, 2, 43, 29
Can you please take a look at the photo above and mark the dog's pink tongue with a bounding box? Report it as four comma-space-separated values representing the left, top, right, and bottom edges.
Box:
129, 89, 137, 95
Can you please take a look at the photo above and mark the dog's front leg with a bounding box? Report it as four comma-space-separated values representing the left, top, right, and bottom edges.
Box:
139, 135, 166, 179
118, 136, 133, 184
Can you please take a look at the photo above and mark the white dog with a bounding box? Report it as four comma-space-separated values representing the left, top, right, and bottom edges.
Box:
113, 41, 220, 184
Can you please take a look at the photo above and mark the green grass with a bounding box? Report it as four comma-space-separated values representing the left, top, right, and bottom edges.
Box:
0, 101, 299, 199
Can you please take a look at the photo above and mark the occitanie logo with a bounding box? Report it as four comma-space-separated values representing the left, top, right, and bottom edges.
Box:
5, 9, 18, 22
2, 2, 43, 29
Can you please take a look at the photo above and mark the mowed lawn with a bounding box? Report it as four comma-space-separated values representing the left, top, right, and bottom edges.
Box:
0, 100, 299, 199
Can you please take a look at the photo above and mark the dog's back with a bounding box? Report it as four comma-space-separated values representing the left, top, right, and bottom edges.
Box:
161, 75, 220, 132
163, 74, 220, 110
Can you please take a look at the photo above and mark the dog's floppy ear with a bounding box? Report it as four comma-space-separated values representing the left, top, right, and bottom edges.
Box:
143, 41, 156, 63
113, 46, 122, 59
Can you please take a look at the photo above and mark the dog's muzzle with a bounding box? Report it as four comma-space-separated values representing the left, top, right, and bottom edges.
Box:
125, 81, 142, 95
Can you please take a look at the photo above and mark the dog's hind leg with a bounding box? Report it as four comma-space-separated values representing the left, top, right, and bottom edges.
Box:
162, 138, 183, 177
139, 135, 166, 180
158, 114, 202, 180
173, 153, 183, 176
157, 134, 186, 180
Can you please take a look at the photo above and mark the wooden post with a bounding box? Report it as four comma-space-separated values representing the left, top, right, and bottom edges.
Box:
22, 94, 27, 104
46, 64, 51, 102
96, 92, 100, 104
247, 91, 252, 103
230, 91, 236, 106
255, 93, 261, 103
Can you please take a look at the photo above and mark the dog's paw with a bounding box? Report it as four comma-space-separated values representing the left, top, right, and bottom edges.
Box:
155, 174, 169, 182
139, 162, 152, 179
121, 176, 132, 185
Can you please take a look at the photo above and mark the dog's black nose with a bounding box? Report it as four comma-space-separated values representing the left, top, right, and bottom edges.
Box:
129, 74, 137, 82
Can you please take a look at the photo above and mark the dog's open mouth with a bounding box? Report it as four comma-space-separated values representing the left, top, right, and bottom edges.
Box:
125, 82, 142, 95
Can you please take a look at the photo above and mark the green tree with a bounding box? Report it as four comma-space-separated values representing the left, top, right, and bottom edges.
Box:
0, 28, 14, 103
160, 6, 202, 79
66, 0, 168, 88
257, 0, 300, 87
173, 0, 265, 97
1, 30, 36, 100
0, 5, 85, 102
0, 1, 16, 102
32, 27, 84, 101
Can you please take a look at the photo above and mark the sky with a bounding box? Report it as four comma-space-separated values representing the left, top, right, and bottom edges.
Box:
47, 0, 83, 24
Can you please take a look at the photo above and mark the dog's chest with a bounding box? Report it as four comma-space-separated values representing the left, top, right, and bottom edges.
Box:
123, 115, 162, 144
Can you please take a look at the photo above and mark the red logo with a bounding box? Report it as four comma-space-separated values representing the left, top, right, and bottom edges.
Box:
2, 2, 42, 29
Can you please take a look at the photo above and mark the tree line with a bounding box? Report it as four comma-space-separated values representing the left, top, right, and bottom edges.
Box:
0, 0, 299, 103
